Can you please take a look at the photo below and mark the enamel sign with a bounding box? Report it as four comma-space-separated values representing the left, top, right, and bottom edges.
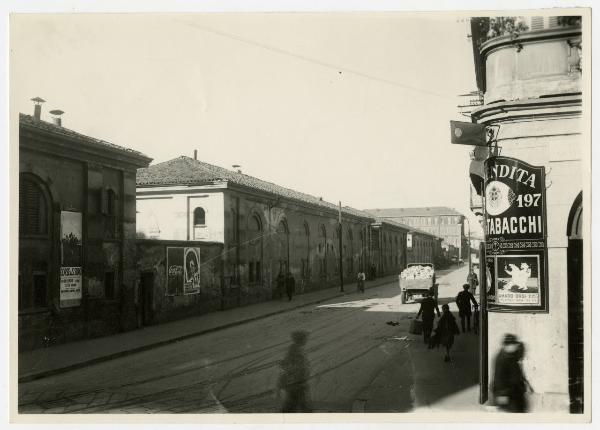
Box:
483, 156, 548, 312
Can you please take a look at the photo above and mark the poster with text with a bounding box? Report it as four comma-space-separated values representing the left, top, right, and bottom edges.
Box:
166, 247, 184, 296
60, 266, 82, 307
166, 247, 201, 296
484, 156, 548, 312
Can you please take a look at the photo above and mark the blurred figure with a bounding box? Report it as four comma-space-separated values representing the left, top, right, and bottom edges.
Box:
285, 272, 296, 301
356, 270, 366, 293
429, 283, 439, 304
278, 331, 310, 412
432, 304, 460, 362
456, 284, 478, 333
416, 291, 440, 347
276, 272, 285, 300
493, 334, 532, 413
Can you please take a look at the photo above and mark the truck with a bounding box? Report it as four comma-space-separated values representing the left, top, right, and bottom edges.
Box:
399, 263, 436, 304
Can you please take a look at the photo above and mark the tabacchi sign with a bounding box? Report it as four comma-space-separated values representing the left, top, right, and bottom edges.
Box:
484, 156, 548, 313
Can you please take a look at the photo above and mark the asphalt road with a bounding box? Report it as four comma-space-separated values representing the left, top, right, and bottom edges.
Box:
19, 265, 472, 414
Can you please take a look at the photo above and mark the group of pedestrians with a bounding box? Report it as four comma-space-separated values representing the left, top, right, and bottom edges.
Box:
416, 283, 478, 363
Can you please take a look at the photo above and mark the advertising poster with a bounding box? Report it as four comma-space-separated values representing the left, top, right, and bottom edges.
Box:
484, 156, 548, 312
166, 247, 184, 296
60, 211, 83, 307
60, 267, 82, 307
184, 248, 201, 295
166, 247, 201, 296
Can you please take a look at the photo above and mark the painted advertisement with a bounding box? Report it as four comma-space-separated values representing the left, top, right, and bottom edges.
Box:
60, 211, 83, 307
484, 156, 548, 312
166, 247, 201, 296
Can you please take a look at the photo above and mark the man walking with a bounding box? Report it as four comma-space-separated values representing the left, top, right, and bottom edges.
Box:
416, 291, 441, 347
357, 270, 366, 293
456, 284, 478, 333
286, 272, 296, 301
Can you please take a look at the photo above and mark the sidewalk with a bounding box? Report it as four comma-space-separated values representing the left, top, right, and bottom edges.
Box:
410, 315, 490, 414
19, 275, 399, 383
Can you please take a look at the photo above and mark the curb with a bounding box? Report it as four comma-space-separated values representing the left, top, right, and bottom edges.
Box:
19, 276, 397, 383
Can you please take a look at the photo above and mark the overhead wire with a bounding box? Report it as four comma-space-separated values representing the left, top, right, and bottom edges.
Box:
177, 19, 458, 101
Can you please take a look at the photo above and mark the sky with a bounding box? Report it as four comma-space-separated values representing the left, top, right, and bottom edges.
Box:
10, 12, 484, 235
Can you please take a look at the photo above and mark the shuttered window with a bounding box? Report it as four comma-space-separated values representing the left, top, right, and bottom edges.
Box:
19, 177, 48, 236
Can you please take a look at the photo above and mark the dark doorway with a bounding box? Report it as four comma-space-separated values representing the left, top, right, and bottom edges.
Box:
567, 238, 583, 413
140, 272, 154, 326
566, 192, 583, 413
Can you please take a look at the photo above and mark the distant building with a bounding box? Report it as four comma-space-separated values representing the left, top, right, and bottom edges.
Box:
19, 105, 151, 351
364, 207, 467, 260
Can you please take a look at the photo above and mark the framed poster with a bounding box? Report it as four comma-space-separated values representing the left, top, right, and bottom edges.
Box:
484, 156, 548, 312
166, 247, 184, 296
60, 211, 82, 307
184, 248, 201, 295
166, 247, 201, 296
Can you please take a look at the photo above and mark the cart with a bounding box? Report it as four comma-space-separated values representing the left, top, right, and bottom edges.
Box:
399, 263, 436, 304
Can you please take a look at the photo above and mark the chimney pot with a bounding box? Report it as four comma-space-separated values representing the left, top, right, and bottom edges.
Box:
31, 97, 46, 120
49, 109, 64, 127
194, 150, 197, 160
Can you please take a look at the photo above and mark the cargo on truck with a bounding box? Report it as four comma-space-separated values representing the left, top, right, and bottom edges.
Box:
398, 263, 436, 304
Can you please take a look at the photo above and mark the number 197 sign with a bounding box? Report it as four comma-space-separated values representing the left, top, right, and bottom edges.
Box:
484, 156, 549, 313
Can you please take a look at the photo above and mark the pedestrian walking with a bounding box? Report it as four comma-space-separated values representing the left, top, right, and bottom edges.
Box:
285, 272, 296, 301
356, 270, 366, 293
456, 284, 478, 333
429, 283, 439, 304
277, 330, 311, 412
431, 304, 460, 362
492, 334, 532, 413
467, 270, 479, 293
416, 291, 440, 347
276, 272, 285, 299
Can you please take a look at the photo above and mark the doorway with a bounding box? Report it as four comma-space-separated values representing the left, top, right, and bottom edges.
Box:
567, 192, 583, 413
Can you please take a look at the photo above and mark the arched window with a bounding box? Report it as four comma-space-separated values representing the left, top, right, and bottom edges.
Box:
194, 207, 206, 226
19, 175, 49, 236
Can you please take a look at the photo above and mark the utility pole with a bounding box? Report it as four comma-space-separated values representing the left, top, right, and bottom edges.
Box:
338, 201, 344, 292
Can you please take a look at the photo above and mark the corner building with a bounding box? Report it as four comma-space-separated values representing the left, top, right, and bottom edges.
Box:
468, 15, 585, 412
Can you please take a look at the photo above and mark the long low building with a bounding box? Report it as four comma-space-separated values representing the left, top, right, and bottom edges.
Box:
135, 155, 446, 324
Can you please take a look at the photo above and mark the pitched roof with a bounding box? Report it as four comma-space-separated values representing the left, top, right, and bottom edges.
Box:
20, 113, 152, 165
364, 206, 465, 218
375, 218, 441, 239
137, 156, 372, 219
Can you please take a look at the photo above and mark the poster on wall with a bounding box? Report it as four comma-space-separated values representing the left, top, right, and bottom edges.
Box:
166, 247, 201, 296
60, 211, 82, 307
184, 248, 201, 294
60, 267, 82, 307
484, 156, 548, 313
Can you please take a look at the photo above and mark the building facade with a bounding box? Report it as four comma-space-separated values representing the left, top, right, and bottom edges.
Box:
136, 156, 442, 313
18, 107, 151, 351
365, 207, 467, 260
467, 15, 585, 413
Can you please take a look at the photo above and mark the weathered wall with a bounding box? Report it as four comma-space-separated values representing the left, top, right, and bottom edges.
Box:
136, 240, 224, 323
19, 140, 143, 351
136, 189, 225, 242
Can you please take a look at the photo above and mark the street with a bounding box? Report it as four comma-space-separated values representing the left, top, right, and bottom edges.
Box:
19, 265, 478, 414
